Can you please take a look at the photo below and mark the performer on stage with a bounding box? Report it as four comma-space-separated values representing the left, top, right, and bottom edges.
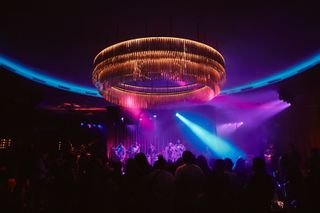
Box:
147, 143, 157, 165
128, 142, 141, 158
176, 139, 186, 160
166, 142, 175, 162
113, 143, 126, 162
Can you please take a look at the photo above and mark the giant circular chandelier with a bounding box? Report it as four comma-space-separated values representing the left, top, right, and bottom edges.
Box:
92, 37, 226, 108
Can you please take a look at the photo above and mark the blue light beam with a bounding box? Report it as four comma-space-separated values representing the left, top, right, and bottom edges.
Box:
176, 113, 245, 161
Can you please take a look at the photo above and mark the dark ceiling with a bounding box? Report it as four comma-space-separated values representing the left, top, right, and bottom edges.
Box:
1, 0, 319, 90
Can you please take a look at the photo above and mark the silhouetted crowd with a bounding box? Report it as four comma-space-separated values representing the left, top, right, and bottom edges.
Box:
1, 145, 320, 213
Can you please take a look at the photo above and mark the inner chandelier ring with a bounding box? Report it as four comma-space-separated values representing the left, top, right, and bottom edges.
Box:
92, 37, 226, 108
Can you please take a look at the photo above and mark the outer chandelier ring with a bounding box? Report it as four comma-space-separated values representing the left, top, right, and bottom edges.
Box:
92, 37, 226, 108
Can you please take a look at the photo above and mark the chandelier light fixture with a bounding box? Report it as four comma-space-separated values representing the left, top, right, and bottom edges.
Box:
92, 37, 226, 108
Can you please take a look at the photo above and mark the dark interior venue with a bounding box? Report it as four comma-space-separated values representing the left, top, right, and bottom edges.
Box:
1, 1, 319, 212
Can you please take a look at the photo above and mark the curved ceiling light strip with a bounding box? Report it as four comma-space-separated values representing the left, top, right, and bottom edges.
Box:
220, 53, 320, 95
0, 55, 100, 97
0, 53, 319, 98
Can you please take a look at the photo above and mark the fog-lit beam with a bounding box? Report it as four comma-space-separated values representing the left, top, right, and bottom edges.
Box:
176, 113, 245, 161
217, 122, 244, 137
